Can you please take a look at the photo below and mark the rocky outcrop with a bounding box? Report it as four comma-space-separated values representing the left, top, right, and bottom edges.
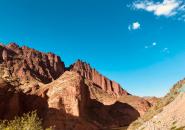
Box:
143, 97, 160, 107
85, 79, 151, 116
118, 95, 151, 116
0, 43, 65, 83
0, 78, 48, 120
41, 71, 99, 130
70, 60, 129, 96
45, 71, 88, 117
39, 71, 140, 130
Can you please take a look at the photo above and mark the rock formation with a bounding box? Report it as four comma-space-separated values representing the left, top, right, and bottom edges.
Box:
39, 71, 141, 129
0, 43, 154, 130
41, 71, 99, 130
0, 43, 65, 83
70, 60, 129, 96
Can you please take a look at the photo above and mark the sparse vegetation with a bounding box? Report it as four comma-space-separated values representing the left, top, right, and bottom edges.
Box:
175, 126, 185, 130
127, 79, 185, 130
171, 126, 177, 130
0, 111, 51, 130
171, 126, 185, 130
172, 121, 177, 125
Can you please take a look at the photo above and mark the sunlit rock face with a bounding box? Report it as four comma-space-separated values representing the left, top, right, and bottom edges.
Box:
41, 71, 99, 130
70, 60, 129, 96
46, 71, 87, 117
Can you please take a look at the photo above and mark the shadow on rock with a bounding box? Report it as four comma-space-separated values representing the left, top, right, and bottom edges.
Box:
87, 100, 140, 129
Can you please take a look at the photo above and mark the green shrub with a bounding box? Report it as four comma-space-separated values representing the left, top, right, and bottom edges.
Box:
0, 111, 51, 130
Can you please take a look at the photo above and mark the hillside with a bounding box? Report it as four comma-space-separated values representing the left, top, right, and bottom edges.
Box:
127, 79, 185, 130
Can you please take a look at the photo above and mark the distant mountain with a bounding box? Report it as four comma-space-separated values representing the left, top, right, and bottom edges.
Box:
0, 43, 156, 130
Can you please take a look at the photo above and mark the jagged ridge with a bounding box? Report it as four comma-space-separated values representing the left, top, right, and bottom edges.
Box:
0, 43, 128, 96
0, 43, 65, 83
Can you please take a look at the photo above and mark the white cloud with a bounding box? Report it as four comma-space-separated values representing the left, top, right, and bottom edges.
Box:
128, 22, 141, 31
132, 0, 185, 20
133, 22, 141, 29
152, 42, 157, 46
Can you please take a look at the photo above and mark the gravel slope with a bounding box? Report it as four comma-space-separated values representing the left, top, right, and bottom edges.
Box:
137, 92, 185, 130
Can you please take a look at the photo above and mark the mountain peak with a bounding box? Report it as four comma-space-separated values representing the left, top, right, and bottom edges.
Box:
70, 59, 129, 96
6, 42, 19, 48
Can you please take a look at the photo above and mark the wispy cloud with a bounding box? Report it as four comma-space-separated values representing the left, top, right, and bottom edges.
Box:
144, 42, 170, 54
128, 22, 141, 31
131, 0, 185, 20
162, 47, 170, 53
145, 42, 157, 49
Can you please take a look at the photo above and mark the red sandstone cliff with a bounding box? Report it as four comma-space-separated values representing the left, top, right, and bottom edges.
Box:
0, 43, 127, 97
70, 60, 129, 96
0, 43, 65, 83
35, 71, 141, 129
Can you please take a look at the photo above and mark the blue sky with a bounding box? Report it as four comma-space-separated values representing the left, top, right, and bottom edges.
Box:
0, 0, 185, 96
